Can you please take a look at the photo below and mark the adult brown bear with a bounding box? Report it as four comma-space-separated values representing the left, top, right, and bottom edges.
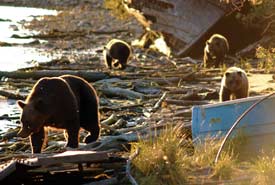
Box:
204, 34, 229, 68
17, 75, 100, 153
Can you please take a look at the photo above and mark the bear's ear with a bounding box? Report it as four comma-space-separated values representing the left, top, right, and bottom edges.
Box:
34, 98, 46, 112
237, 71, 242, 76
17, 100, 26, 109
225, 72, 231, 77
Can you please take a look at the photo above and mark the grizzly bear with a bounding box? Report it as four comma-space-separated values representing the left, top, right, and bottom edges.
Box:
103, 39, 132, 70
17, 74, 100, 153
204, 34, 229, 68
219, 67, 249, 102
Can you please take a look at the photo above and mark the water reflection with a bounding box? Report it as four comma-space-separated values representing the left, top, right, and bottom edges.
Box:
0, 47, 51, 71
0, 6, 57, 22
0, 99, 18, 133
0, 6, 58, 71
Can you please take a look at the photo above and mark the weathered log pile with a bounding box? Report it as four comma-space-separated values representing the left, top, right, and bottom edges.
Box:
0, 52, 270, 184
0, 50, 226, 184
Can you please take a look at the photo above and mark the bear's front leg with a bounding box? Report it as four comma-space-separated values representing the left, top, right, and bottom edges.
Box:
66, 127, 80, 148
30, 128, 45, 153
220, 87, 231, 102
106, 54, 113, 69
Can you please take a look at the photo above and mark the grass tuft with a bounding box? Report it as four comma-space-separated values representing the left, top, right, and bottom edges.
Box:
250, 151, 275, 185
131, 127, 242, 184
130, 125, 275, 184
131, 127, 190, 185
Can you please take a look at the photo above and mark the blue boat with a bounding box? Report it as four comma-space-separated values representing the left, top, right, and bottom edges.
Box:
192, 94, 275, 152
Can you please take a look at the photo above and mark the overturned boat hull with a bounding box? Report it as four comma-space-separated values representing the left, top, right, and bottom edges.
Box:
192, 95, 275, 154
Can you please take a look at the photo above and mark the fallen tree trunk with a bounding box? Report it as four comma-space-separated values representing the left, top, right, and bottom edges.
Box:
0, 70, 109, 82
100, 84, 145, 100
165, 99, 209, 106
0, 90, 26, 100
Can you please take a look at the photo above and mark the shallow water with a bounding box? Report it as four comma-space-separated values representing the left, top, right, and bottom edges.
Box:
0, 5, 58, 71
0, 99, 19, 133
0, 46, 52, 71
0, 6, 58, 132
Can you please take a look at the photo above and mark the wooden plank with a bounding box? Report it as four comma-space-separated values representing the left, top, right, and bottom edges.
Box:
35, 151, 110, 166
127, 0, 227, 56
0, 70, 109, 82
0, 151, 110, 181
0, 160, 17, 181
192, 94, 275, 155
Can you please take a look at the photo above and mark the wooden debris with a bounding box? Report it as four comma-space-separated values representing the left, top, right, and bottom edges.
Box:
0, 151, 112, 181
0, 70, 109, 82
101, 114, 119, 125
100, 84, 144, 100
165, 99, 210, 106
32, 150, 110, 166
83, 177, 118, 185
0, 90, 26, 100
125, 0, 229, 56
126, 148, 139, 185
150, 92, 167, 112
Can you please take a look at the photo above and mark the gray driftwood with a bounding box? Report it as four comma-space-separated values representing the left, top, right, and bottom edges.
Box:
0, 70, 109, 82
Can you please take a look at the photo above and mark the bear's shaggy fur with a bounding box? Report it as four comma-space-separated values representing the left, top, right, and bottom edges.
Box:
103, 39, 132, 70
219, 67, 249, 102
204, 34, 229, 68
17, 75, 100, 153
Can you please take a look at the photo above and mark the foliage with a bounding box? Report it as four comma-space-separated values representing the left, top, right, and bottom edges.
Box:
239, 0, 275, 36
237, 58, 252, 71
256, 46, 275, 72
103, 0, 130, 20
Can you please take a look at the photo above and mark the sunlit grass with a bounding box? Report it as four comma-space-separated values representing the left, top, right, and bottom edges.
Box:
250, 151, 275, 185
130, 127, 245, 184
211, 152, 236, 179
130, 124, 275, 184
131, 126, 190, 185
256, 46, 275, 73
103, 0, 130, 20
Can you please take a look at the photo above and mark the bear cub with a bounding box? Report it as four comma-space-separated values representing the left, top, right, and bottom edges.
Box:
219, 67, 249, 102
17, 74, 100, 153
204, 34, 229, 68
103, 39, 132, 70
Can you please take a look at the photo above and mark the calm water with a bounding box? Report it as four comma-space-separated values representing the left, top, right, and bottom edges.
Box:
0, 6, 58, 71
0, 6, 58, 132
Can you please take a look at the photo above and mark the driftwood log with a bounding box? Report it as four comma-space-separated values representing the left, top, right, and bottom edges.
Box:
0, 70, 109, 82
0, 90, 26, 100
100, 84, 144, 100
